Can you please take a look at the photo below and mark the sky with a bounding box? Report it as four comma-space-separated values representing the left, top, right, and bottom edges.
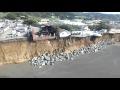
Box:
100, 12, 120, 14
84, 12, 120, 14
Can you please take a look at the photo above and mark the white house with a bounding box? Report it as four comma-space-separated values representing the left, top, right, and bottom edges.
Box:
83, 26, 90, 31
59, 20, 87, 26
71, 31, 93, 37
92, 33, 102, 37
109, 29, 120, 34
71, 31, 84, 37
58, 29, 71, 37
38, 19, 49, 25
71, 30, 102, 37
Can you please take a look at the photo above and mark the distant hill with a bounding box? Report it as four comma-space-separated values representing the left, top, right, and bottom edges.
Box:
0, 12, 75, 20
1, 12, 120, 21
72, 12, 120, 21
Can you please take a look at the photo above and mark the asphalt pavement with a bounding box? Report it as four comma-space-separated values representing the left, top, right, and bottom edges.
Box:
0, 27, 12, 39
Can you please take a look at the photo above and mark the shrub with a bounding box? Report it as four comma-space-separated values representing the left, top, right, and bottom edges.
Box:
23, 19, 37, 26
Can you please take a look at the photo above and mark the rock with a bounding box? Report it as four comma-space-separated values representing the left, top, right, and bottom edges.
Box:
94, 49, 98, 52
29, 39, 116, 68
41, 62, 46, 66
44, 56, 50, 61
41, 56, 44, 60
39, 66, 42, 68
71, 57, 74, 60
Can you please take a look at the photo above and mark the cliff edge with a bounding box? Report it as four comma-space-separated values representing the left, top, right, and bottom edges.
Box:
0, 33, 120, 65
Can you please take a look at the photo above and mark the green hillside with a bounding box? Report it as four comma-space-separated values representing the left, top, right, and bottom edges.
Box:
0, 12, 75, 21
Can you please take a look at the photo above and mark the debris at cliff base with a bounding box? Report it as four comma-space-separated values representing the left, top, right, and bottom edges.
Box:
29, 39, 116, 68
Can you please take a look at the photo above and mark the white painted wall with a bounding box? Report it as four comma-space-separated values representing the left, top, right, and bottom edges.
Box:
71, 30, 102, 37
59, 31, 71, 37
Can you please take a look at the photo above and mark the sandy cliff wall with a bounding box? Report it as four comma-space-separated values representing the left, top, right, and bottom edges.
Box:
0, 33, 120, 65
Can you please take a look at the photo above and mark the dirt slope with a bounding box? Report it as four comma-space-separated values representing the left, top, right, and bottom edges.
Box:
0, 33, 120, 65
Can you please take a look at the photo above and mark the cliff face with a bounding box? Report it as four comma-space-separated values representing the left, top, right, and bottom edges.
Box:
0, 33, 120, 65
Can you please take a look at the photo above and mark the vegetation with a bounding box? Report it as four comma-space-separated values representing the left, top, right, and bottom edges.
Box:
59, 24, 79, 31
3, 12, 28, 20
73, 12, 120, 21
1, 12, 75, 20
0, 12, 7, 19
2, 12, 120, 21
4, 13, 17, 20
23, 19, 38, 26
88, 22, 111, 31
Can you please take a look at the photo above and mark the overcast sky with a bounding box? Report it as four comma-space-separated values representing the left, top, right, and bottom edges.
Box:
100, 12, 120, 14
84, 12, 120, 14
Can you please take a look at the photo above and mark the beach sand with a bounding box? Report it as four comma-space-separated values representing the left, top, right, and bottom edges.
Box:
0, 43, 120, 78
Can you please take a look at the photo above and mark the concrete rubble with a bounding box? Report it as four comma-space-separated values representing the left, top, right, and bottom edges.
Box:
29, 39, 116, 68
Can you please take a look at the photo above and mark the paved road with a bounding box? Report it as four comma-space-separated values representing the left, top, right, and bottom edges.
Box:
0, 28, 12, 39
0, 27, 29, 41
0, 43, 120, 78
35, 43, 120, 78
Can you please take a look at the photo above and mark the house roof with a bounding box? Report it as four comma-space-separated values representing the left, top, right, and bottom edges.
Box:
58, 29, 71, 33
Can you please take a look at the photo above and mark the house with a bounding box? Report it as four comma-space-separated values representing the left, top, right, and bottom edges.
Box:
38, 19, 49, 25
71, 31, 83, 37
59, 20, 87, 26
92, 33, 102, 37
38, 25, 56, 37
39, 27, 49, 36
109, 29, 120, 34
83, 26, 90, 31
41, 19, 49, 22
71, 31, 93, 37
71, 30, 102, 37
58, 29, 71, 38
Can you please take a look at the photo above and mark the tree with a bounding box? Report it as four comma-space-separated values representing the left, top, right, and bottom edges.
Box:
88, 25, 97, 31
4, 13, 17, 20
59, 24, 73, 31
59, 24, 79, 31
97, 22, 111, 31
23, 19, 37, 26
88, 22, 111, 31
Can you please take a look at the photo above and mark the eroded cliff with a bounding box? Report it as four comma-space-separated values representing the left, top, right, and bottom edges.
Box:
0, 33, 120, 65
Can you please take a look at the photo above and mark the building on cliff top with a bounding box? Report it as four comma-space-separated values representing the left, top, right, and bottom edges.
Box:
58, 29, 71, 38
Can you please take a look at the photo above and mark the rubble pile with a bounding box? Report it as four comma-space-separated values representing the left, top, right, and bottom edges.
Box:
29, 39, 116, 68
